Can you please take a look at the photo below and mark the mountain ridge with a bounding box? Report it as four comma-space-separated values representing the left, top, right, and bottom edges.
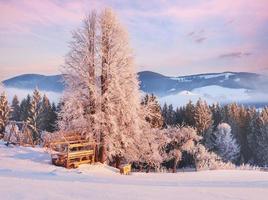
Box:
2, 71, 265, 96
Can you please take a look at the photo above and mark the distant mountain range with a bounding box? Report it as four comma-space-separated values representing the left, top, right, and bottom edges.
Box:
2, 71, 268, 107
3, 74, 64, 92
139, 71, 267, 96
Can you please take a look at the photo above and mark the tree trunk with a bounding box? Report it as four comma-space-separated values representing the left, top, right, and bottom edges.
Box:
173, 159, 177, 173
115, 155, 121, 169
99, 134, 107, 163
94, 144, 99, 162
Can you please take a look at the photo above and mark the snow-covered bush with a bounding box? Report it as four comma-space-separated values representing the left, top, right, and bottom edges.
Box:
213, 123, 240, 163
163, 126, 201, 172
4, 123, 19, 143
193, 144, 235, 170
135, 128, 167, 171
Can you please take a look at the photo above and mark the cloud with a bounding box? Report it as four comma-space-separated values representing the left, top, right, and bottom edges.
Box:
195, 37, 207, 43
187, 29, 207, 44
0, 0, 106, 36
219, 52, 252, 59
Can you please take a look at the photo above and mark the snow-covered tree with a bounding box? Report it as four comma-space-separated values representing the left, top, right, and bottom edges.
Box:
213, 123, 240, 163
10, 95, 20, 121
60, 9, 147, 166
27, 89, 42, 142
193, 143, 234, 170
98, 8, 144, 164
194, 99, 213, 136
61, 10, 98, 138
164, 126, 201, 172
58, 92, 88, 133
141, 94, 163, 128
4, 123, 19, 144
0, 92, 10, 136
249, 108, 268, 166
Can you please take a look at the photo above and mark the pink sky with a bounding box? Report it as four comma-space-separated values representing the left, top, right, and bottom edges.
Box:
0, 0, 268, 80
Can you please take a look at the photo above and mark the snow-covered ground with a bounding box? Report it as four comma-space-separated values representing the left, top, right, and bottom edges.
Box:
1, 141, 268, 200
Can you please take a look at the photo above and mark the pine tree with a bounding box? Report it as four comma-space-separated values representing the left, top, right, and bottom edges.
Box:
27, 89, 42, 142
225, 103, 251, 163
210, 103, 222, 129
0, 92, 10, 135
20, 95, 31, 122
39, 95, 54, 132
50, 103, 58, 132
161, 103, 168, 126
174, 107, 184, 125
162, 104, 175, 126
141, 94, 163, 128
251, 108, 268, 166
184, 100, 195, 126
213, 123, 240, 163
247, 107, 259, 163
194, 99, 213, 136
10, 95, 20, 121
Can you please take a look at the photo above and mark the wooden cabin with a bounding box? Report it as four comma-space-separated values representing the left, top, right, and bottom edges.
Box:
50, 135, 96, 169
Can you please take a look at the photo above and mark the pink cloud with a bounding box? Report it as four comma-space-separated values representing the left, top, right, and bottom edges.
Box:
123, 0, 268, 37
0, 0, 106, 34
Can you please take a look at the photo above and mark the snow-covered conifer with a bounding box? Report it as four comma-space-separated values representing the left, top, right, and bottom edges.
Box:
27, 89, 42, 142
194, 99, 213, 136
0, 92, 10, 135
20, 95, 31, 122
141, 94, 163, 128
213, 123, 240, 163
10, 95, 20, 121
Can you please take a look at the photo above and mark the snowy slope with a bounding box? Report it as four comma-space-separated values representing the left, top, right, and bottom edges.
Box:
159, 85, 253, 107
4, 87, 62, 103
1, 141, 268, 200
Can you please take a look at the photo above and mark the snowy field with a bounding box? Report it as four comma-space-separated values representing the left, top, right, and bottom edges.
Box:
1, 141, 268, 200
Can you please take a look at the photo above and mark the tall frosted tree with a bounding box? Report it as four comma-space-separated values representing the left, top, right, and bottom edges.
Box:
10, 95, 20, 121
98, 8, 144, 164
27, 89, 42, 142
0, 92, 10, 135
60, 9, 148, 165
